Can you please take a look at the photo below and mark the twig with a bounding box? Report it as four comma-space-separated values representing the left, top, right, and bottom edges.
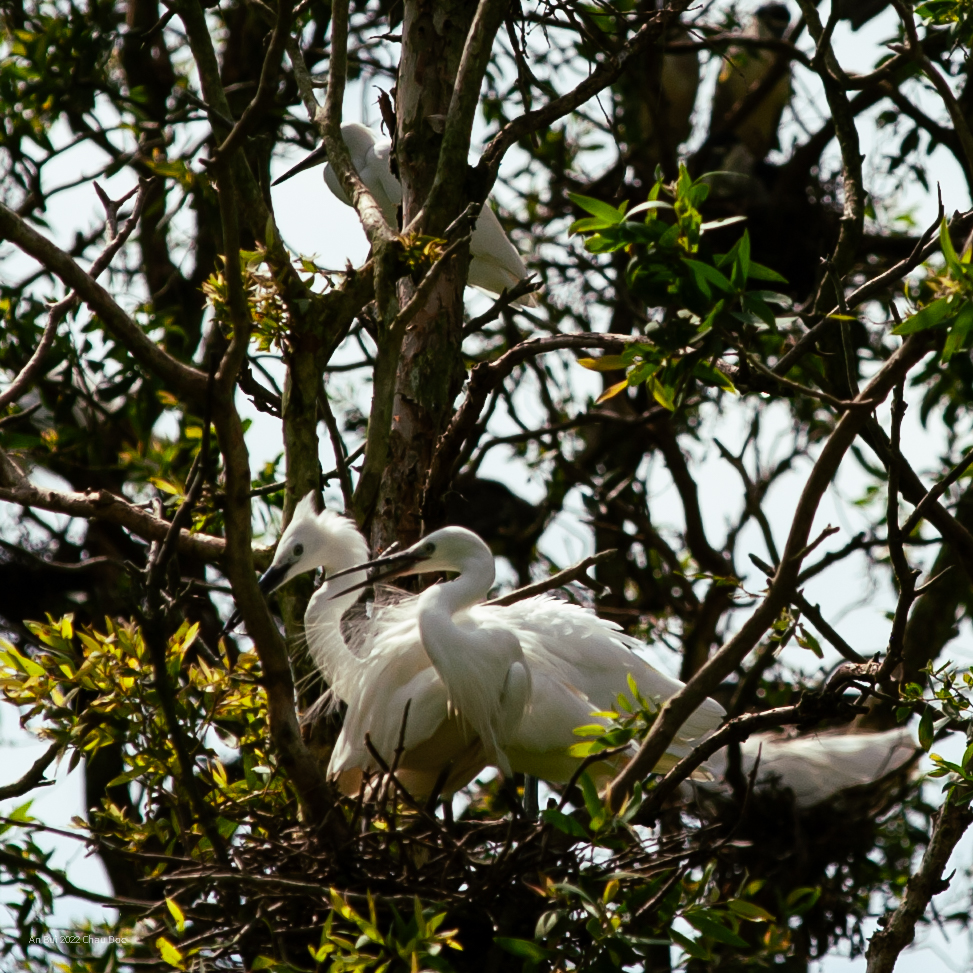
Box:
865, 793, 973, 973
462, 276, 542, 335
318, 387, 355, 511
0, 181, 150, 411
750, 553, 865, 663
556, 745, 630, 812
882, 382, 920, 680
206, 0, 294, 166
487, 550, 617, 607
389, 233, 474, 336
0, 200, 208, 406
901, 446, 973, 539
0, 742, 61, 801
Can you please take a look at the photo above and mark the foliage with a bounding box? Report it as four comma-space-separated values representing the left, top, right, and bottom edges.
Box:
2, 0, 973, 971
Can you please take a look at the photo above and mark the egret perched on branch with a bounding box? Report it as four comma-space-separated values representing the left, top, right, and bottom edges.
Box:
273, 122, 539, 307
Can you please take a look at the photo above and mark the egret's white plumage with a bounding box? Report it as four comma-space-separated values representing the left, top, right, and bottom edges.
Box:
256, 497, 481, 797
275, 122, 538, 307
330, 525, 726, 789
255, 503, 917, 804
708, 727, 917, 809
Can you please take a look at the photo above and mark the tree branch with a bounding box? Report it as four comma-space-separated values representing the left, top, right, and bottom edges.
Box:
866, 793, 973, 973
606, 335, 930, 811
207, 0, 294, 165
487, 549, 616, 606
0, 448, 269, 566
0, 742, 61, 801
0, 202, 208, 405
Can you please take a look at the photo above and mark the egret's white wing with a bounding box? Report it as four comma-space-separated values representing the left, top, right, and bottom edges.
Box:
703, 727, 917, 808
469, 204, 538, 306
476, 595, 725, 744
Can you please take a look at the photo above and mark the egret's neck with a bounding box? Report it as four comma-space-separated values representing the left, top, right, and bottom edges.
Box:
319, 539, 370, 620
303, 536, 369, 684
323, 164, 352, 208
419, 551, 495, 625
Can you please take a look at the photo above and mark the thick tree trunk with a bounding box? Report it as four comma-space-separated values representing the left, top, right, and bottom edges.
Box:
369, 1, 478, 551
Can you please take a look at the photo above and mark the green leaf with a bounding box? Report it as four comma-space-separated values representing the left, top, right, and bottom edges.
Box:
495, 937, 551, 961
251, 958, 276, 970
941, 216, 965, 278
785, 887, 821, 914
742, 293, 778, 330
727, 899, 775, 922
893, 297, 953, 334
737, 230, 751, 280
166, 897, 186, 935
796, 626, 824, 659
746, 261, 788, 283
540, 808, 589, 838
577, 355, 630, 372
693, 361, 737, 393
627, 199, 674, 218
943, 303, 973, 361
919, 706, 935, 751
568, 192, 627, 225
683, 259, 734, 293
700, 216, 747, 233
648, 375, 676, 411
670, 928, 711, 961
579, 772, 604, 826
573, 723, 609, 737
158, 937, 186, 970
596, 379, 629, 404
685, 912, 749, 947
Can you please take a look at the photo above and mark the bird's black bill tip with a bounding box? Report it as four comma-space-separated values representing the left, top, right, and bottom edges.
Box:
325, 551, 432, 599
271, 144, 330, 186
257, 562, 291, 596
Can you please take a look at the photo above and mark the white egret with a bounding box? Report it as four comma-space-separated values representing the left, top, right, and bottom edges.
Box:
252, 495, 491, 798
328, 525, 727, 789
703, 727, 916, 809
273, 122, 538, 307
252, 508, 916, 806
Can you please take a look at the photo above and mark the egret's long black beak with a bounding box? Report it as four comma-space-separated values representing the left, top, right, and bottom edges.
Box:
326, 550, 432, 599
220, 562, 292, 637
272, 144, 329, 186
257, 561, 292, 595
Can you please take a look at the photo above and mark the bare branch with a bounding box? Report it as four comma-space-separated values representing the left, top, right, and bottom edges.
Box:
487, 550, 617, 607
0, 201, 208, 405
206, 1, 294, 165
866, 794, 973, 973
476, 1, 692, 185
0, 742, 61, 801
607, 335, 929, 812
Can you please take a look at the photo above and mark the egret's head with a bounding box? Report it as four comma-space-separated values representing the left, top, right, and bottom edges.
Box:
271, 123, 380, 186
258, 494, 368, 595
326, 526, 492, 594
755, 3, 790, 39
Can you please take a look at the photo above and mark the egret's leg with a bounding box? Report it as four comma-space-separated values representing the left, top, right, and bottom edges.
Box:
523, 775, 539, 818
